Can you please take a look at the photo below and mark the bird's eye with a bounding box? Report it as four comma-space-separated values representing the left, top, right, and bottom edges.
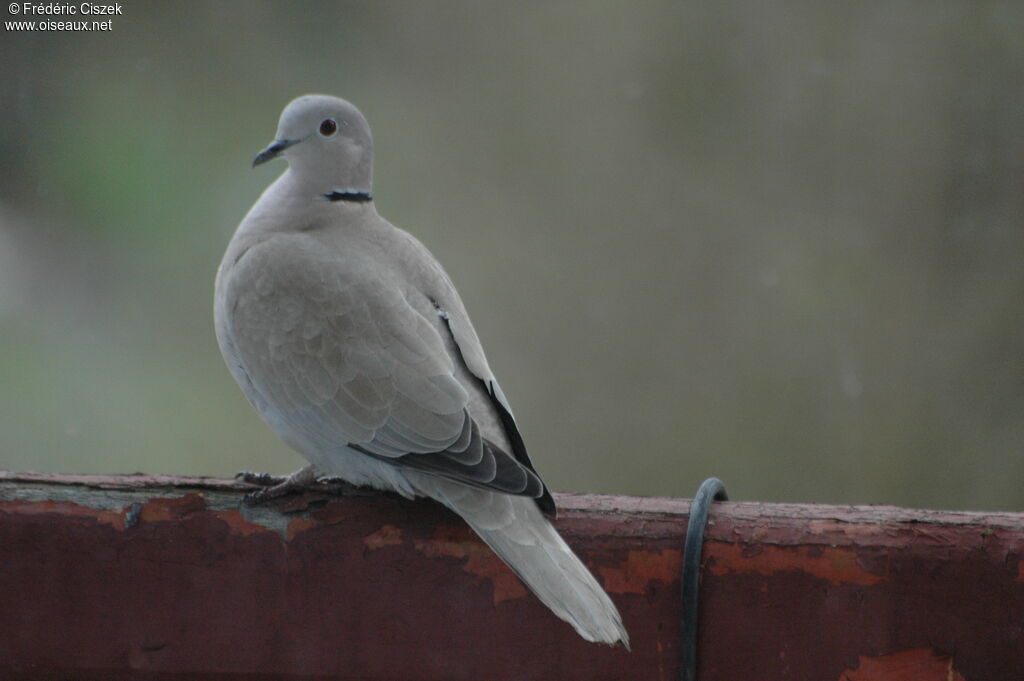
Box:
319, 118, 338, 136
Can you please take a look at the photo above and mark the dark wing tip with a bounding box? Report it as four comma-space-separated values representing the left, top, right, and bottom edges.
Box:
356, 413, 555, 510
536, 487, 557, 518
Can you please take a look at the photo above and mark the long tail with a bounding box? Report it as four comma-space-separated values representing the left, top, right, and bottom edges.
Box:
423, 478, 630, 648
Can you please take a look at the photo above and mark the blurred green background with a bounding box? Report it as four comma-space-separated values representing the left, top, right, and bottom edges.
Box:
1, 1, 1021, 511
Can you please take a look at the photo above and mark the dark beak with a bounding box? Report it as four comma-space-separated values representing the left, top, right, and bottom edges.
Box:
253, 138, 299, 167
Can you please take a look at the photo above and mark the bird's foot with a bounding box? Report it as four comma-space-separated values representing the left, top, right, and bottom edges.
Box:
236, 464, 319, 505
235, 470, 287, 487
236, 465, 361, 505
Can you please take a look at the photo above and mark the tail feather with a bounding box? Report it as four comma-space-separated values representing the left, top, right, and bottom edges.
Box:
424, 478, 630, 648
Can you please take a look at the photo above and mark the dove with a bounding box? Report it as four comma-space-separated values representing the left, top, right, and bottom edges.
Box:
214, 94, 629, 647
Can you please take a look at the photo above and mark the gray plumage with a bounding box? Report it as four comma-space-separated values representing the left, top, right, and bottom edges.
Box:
215, 94, 628, 647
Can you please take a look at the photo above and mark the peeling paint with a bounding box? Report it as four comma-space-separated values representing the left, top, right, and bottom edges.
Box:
138, 494, 208, 523
838, 648, 966, 681
211, 509, 269, 537
286, 516, 316, 541
236, 503, 297, 540
599, 549, 680, 594
364, 524, 403, 550
0, 499, 126, 529
708, 541, 883, 586
413, 526, 528, 604
124, 503, 142, 529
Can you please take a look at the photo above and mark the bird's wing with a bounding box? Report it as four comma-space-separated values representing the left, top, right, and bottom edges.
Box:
432, 269, 556, 515
222, 233, 546, 499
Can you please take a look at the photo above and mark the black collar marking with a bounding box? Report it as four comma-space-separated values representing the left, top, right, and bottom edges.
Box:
324, 190, 373, 203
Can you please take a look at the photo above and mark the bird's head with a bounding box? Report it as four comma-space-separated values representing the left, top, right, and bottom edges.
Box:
253, 94, 374, 199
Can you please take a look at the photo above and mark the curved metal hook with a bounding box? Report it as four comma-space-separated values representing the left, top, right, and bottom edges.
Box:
680, 477, 729, 681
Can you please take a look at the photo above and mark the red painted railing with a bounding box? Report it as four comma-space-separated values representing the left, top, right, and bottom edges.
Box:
1, 471, 1021, 680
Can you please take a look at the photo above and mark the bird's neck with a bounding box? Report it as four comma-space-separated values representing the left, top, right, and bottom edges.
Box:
288, 152, 373, 201
240, 169, 376, 237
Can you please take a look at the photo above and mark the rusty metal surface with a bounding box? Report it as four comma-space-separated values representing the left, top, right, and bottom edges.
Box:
0, 472, 1021, 680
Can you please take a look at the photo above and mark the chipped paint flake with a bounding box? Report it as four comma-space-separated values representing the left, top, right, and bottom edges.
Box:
364, 524, 403, 550
413, 526, 528, 604
139, 494, 208, 523
0, 499, 125, 529
838, 648, 966, 681
598, 549, 681, 594
708, 542, 883, 586
212, 509, 269, 537
286, 516, 316, 542
124, 503, 142, 528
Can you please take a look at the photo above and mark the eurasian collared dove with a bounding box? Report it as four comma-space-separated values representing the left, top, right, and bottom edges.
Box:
214, 94, 629, 648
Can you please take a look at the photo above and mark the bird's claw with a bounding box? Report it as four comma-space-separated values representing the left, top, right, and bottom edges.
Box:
234, 466, 358, 505
235, 470, 286, 487
235, 468, 312, 505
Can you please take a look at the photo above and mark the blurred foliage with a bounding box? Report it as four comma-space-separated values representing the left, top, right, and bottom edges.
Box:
1, 1, 1021, 510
